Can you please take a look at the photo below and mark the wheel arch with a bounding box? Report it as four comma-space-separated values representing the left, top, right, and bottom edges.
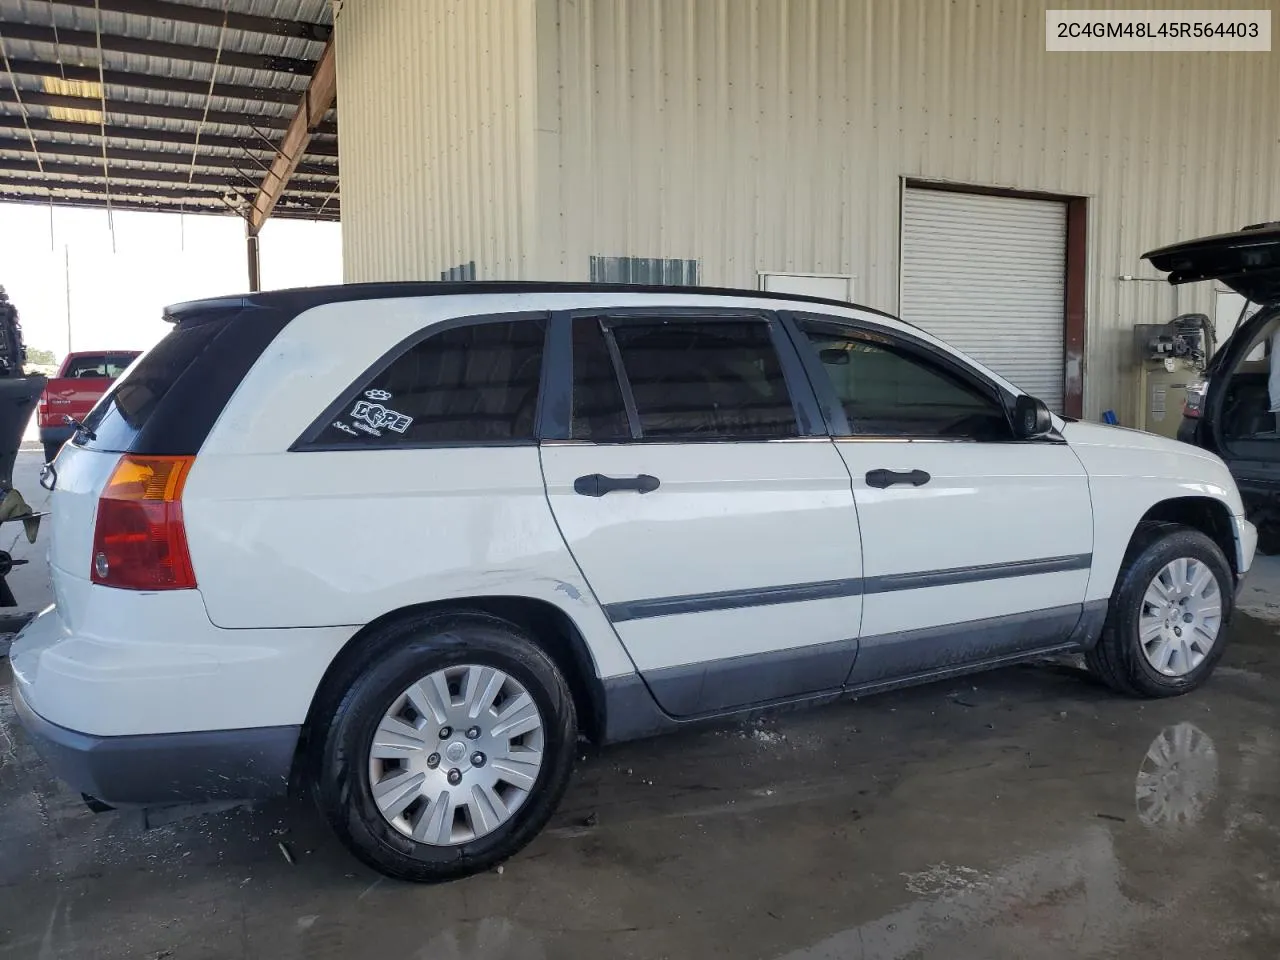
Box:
1134, 496, 1239, 579
294, 595, 610, 786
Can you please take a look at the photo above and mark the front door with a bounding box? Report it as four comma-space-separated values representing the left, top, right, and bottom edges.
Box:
540, 310, 864, 716
788, 313, 1093, 687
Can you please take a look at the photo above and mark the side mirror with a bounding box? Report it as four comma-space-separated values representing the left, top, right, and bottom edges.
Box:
1013, 395, 1054, 439
819, 348, 850, 366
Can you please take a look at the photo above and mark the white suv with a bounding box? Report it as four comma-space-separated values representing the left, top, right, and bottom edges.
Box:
10, 283, 1256, 882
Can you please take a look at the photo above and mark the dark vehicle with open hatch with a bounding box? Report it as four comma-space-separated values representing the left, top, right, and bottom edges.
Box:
1148, 222, 1280, 552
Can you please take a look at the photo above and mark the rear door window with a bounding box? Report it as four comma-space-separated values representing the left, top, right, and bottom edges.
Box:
307, 316, 548, 448
586, 317, 800, 441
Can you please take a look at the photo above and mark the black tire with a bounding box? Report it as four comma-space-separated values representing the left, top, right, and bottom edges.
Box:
1256, 522, 1280, 557
1086, 523, 1233, 698
312, 612, 577, 882
42, 440, 61, 463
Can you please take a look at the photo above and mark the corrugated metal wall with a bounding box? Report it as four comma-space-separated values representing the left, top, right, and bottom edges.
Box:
541, 0, 1280, 420
335, 0, 538, 283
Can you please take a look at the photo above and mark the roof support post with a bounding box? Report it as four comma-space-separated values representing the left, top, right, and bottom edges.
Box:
250, 40, 336, 233
246, 221, 262, 292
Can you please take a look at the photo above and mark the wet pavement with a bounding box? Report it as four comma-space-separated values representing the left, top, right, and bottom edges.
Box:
3, 615, 1280, 959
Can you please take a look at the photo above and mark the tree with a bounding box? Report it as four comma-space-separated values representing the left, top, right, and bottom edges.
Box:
26, 348, 57, 366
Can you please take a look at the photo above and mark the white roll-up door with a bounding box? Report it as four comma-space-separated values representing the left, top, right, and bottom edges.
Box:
901, 187, 1067, 410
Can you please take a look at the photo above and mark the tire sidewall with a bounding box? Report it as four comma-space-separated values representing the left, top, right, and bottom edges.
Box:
1110, 529, 1234, 696
316, 616, 576, 880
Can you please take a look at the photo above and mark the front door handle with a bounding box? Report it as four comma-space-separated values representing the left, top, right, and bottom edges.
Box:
574, 473, 661, 497
865, 468, 931, 489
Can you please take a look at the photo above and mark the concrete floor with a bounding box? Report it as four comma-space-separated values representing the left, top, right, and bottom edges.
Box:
3, 452, 1280, 959
3, 614, 1280, 959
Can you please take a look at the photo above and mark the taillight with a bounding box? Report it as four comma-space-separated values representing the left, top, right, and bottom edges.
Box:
91, 455, 197, 590
1183, 380, 1209, 420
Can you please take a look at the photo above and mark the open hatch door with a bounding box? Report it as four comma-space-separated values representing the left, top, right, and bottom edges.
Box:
1144, 222, 1280, 304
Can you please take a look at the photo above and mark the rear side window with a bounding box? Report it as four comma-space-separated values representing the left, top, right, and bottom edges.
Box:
312, 317, 548, 447
605, 319, 798, 440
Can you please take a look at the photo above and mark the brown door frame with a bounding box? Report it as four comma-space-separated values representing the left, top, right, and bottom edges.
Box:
901, 179, 1088, 418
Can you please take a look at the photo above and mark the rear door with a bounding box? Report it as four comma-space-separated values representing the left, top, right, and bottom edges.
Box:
786, 313, 1093, 687
539, 310, 864, 717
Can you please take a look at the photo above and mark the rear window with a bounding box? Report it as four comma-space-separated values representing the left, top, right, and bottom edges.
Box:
78, 317, 229, 452
62, 353, 139, 379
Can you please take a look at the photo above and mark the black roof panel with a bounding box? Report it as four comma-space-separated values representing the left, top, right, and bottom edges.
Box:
164, 281, 899, 324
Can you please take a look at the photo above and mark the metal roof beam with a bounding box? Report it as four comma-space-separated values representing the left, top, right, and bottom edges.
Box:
4, 59, 303, 104
0, 157, 337, 193
0, 89, 338, 135
0, 113, 338, 155
250, 38, 334, 233
0, 22, 317, 75
0, 175, 338, 206
0, 135, 335, 175
46, 0, 331, 42
0, 190, 339, 219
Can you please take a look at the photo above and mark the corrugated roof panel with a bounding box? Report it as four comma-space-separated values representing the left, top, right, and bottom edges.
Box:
0, 0, 326, 61
0, 0, 336, 222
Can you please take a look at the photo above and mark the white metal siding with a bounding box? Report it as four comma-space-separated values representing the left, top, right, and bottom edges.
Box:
336, 0, 1280, 422
537, 0, 1280, 422
902, 189, 1066, 409
334, 0, 538, 283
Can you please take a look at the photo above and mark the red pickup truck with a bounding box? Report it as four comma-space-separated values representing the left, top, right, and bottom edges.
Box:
37, 350, 140, 461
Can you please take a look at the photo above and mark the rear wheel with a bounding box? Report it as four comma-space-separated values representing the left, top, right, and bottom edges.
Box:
312, 612, 577, 882
1086, 524, 1233, 698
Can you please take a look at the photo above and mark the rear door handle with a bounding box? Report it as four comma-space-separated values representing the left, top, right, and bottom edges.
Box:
574, 473, 661, 497
865, 469, 931, 489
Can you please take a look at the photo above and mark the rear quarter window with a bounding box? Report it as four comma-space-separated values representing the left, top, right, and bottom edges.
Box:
301, 316, 548, 448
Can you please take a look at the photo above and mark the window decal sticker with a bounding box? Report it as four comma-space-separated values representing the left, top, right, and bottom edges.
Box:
350, 399, 413, 434
364, 388, 392, 401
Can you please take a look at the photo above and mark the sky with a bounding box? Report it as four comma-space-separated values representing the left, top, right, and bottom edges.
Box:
0, 202, 343, 359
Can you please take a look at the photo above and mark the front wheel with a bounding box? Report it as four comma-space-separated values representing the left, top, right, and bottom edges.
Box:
1086, 524, 1233, 698
312, 613, 577, 882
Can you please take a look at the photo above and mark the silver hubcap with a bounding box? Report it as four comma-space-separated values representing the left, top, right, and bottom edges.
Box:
1134, 722, 1219, 827
367, 665, 544, 845
1139, 557, 1222, 677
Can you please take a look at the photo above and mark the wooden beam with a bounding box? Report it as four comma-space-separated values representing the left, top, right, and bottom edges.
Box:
250, 39, 335, 233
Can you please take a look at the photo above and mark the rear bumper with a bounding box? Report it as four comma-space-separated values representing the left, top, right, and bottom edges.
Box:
7, 582, 354, 804
11, 677, 298, 805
